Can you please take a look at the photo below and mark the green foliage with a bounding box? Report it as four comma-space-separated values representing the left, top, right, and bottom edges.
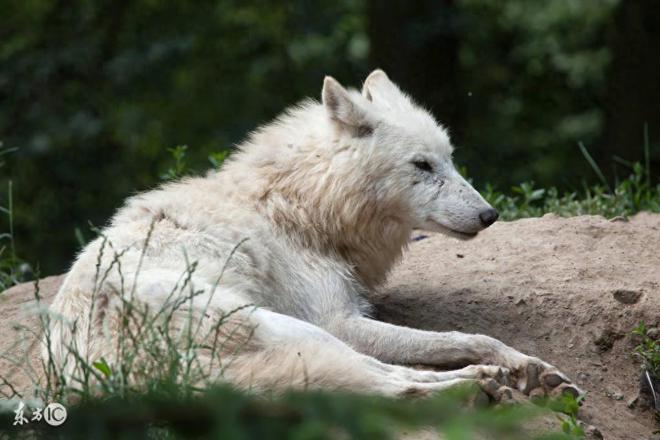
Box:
1, 384, 570, 440
632, 321, 660, 378
483, 156, 660, 220
208, 150, 231, 169
159, 146, 230, 182
551, 394, 586, 438
160, 145, 190, 180
160, 146, 230, 182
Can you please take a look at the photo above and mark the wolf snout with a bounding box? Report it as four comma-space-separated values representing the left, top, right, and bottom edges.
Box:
478, 208, 499, 228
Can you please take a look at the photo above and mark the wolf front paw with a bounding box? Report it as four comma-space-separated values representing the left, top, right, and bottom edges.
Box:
476, 378, 515, 404
514, 357, 584, 400
464, 365, 515, 404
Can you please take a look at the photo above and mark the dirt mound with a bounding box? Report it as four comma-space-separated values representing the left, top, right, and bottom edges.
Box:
1, 213, 659, 438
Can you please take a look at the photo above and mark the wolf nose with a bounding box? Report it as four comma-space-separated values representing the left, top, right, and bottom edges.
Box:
479, 208, 499, 227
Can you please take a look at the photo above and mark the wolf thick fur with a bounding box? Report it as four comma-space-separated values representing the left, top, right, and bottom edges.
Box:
47, 70, 579, 398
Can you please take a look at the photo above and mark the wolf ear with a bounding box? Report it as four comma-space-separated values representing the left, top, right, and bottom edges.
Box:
362, 69, 408, 108
322, 76, 374, 136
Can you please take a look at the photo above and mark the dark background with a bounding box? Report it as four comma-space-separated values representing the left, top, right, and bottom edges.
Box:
1, 0, 659, 275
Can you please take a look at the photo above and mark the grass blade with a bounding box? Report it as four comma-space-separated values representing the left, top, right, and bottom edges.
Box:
578, 142, 610, 191
644, 122, 651, 190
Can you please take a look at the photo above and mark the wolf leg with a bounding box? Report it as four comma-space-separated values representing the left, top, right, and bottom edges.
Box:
324, 315, 582, 399
219, 308, 512, 400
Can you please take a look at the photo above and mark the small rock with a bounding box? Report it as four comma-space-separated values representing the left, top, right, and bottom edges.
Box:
585, 424, 603, 439
612, 289, 643, 304
515, 298, 526, 306
594, 328, 624, 352
605, 387, 624, 400
626, 395, 638, 408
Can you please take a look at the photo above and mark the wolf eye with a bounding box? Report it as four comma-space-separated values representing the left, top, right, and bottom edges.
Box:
412, 160, 433, 173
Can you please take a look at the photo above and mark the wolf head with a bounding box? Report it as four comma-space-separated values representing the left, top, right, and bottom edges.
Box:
321, 69, 498, 237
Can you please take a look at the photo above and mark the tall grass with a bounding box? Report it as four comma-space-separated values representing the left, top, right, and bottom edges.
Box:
31, 226, 256, 404
0, 144, 26, 290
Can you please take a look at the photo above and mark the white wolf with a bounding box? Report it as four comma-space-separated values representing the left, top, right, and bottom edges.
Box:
46, 70, 579, 400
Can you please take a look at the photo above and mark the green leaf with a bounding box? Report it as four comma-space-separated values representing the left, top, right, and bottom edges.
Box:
530, 188, 546, 201
93, 359, 113, 378
208, 150, 230, 168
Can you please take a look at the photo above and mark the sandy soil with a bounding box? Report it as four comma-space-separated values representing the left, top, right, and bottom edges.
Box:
1, 213, 659, 439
